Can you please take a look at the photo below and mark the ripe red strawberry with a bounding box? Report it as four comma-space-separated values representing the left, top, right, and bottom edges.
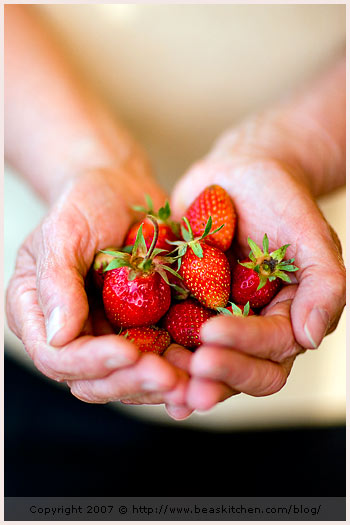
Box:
217, 301, 255, 317
92, 246, 119, 291
103, 217, 181, 328
164, 299, 216, 349
184, 184, 236, 252
125, 195, 179, 252
171, 217, 231, 309
231, 234, 298, 308
120, 326, 171, 354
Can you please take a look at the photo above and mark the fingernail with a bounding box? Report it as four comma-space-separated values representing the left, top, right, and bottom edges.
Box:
105, 357, 133, 369
304, 308, 329, 349
201, 319, 230, 345
46, 306, 65, 345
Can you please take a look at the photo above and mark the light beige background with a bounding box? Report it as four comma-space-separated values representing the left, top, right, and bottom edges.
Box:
5, 4, 346, 430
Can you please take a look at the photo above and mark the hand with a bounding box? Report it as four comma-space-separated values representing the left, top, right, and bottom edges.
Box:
168, 122, 345, 412
6, 167, 188, 403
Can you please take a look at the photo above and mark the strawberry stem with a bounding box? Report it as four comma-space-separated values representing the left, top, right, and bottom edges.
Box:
143, 215, 159, 263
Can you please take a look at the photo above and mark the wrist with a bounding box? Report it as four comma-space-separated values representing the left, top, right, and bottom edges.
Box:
209, 104, 343, 197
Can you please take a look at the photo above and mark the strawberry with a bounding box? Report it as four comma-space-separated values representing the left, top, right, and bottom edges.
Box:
124, 195, 179, 252
170, 217, 231, 309
184, 184, 236, 252
231, 234, 298, 308
120, 326, 171, 355
92, 246, 119, 291
217, 301, 255, 317
102, 216, 181, 328
164, 298, 216, 349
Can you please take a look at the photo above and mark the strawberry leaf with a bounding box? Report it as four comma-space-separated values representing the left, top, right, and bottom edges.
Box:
158, 201, 171, 221
152, 248, 168, 257
132, 205, 148, 213
274, 270, 292, 283
158, 264, 183, 280
247, 237, 263, 259
121, 245, 133, 254
100, 249, 124, 257
201, 216, 213, 239
239, 261, 256, 269
157, 268, 171, 286
211, 224, 225, 235
230, 302, 244, 316
270, 244, 290, 262
256, 274, 268, 291
132, 223, 147, 258
190, 241, 203, 258
166, 240, 184, 246
182, 217, 194, 240
216, 307, 233, 316
277, 264, 299, 272
177, 244, 188, 259
145, 194, 154, 212
262, 234, 269, 255
142, 259, 153, 272
181, 223, 192, 243
104, 258, 131, 272
243, 301, 251, 316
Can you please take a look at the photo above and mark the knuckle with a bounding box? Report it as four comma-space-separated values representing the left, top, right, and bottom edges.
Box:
70, 381, 98, 403
271, 342, 301, 363
263, 367, 287, 396
32, 351, 61, 382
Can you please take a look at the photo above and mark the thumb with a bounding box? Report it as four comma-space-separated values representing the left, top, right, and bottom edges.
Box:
291, 224, 345, 349
35, 217, 95, 347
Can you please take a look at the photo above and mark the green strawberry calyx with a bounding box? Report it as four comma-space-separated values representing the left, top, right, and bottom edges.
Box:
100, 215, 182, 286
216, 301, 251, 317
168, 216, 224, 269
239, 233, 299, 291
132, 194, 180, 236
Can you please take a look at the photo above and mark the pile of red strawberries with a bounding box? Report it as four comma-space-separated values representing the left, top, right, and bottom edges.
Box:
92, 185, 298, 354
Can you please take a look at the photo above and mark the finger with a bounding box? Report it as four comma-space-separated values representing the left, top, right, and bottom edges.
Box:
163, 344, 193, 372
165, 343, 237, 411
190, 345, 293, 397
201, 285, 303, 362
186, 377, 238, 411
289, 219, 345, 349
165, 404, 194, 420
67, 353, 179, 403
120, 368, 190, 406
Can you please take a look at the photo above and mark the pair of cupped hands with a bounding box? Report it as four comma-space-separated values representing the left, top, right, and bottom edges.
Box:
6, 126, 345, 421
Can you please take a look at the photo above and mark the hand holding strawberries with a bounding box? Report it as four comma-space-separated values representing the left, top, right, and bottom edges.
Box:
169, 93, 345, 413
6, 168, 194, 407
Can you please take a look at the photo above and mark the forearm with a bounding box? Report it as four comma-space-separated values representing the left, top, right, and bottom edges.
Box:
5, 5, 158, 205
210, 56, 345, 197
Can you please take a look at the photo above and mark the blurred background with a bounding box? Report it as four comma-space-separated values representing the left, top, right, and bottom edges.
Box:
5, 4, 345, 496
